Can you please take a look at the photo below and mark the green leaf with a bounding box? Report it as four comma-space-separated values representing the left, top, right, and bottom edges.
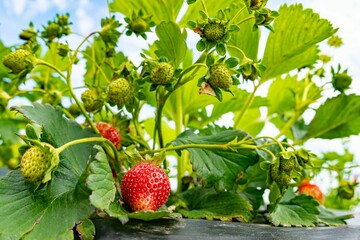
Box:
109, 0, 183, 24
234, 108, 265, 137
267, 75, 296, 115
76, 218, 96, 240
261, 4, 337, 81
0, 103, 97, 239
172, 127, 259, 191
318, 207, 352, 226
177, 187, 253, 222
269, 194, 320, 227
215, 43, 226, 56
143, 118, 176, 146
305, 94, 360, 140
180, 0, 238, 26
224, 57, 239, 68
153, 21, 187, 67
240, 160, 268, 209
106, 199, 129, 224
128, 210, 176, 221
0, 119, 20, 144
87, 146, 116, 211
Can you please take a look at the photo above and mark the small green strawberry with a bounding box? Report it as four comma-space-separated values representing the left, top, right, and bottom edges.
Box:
106, 78, 134, 107
81, 89, 104, 113
246, 0, 268, 10
41, 23, 61, 41
270, 157, 291, 186
203, 22, 226, 42
130, 18, 148, 33
332, 73, 352, 92
41, 90, 62, 106
274, 171, 291, 186
337, 180, 358, 200
149, 62, 175, 85
208, 64, 233, 90
20, 143, 59, 183
67, 103, 81, 118
278, 151, 296, 173
2, 49, 32, 74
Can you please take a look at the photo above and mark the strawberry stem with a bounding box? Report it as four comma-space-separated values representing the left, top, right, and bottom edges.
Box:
228, 5, 247, 25
200, 0, 208, 16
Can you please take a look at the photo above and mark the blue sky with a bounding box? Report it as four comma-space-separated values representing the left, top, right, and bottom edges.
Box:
1, 0, 360, 178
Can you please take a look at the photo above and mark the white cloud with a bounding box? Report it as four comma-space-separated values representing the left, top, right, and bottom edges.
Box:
3, 0, 26, 15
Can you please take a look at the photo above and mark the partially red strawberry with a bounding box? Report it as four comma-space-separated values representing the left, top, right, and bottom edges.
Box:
95, 122, 121, 149
298, 181, 324, 204
121, 162, 171, 212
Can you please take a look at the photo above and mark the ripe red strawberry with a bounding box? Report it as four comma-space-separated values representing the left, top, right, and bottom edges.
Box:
298, 181, 324, 204
95, 122, 121, 149
121, 162, 171, 212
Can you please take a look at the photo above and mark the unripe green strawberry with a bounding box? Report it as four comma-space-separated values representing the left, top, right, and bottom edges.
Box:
121, 162, 171, 211
20, 144, 58, 183
67, 103, 81, 118
337, 180, 357, 200
278, 151, 296, 173
295, 148, 314, 167
2, 49, 32, 74
130, 18, 148, 33
332, 73, 352, 92
274, 171, 291, 186
208, 64, 233, 90
106, 78, 134, 107
149, 62, 175, 85
270, 160, 291, 186
280, 157, 295, 173
41, 23, 60, 41
203, 22, 226, 42
246, 0, 267, 10
41, 90, 62, 106
81, 89, 104, 112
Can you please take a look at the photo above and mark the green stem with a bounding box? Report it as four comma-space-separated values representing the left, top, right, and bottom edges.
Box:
235, 15, 255, 25
227, 45, 252, 64
275, 112, 301, 139
68, 32, 99, 133
175, 86, 185, 193
201, 0, 208, 15
55, 137, 108, 153
55, 136, 121, 173
244, 136, 287, 152
228, 6, 247, 25
233, 82, 259, 127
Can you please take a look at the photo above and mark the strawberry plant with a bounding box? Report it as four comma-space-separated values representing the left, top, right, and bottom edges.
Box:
0, 0, 359, 238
